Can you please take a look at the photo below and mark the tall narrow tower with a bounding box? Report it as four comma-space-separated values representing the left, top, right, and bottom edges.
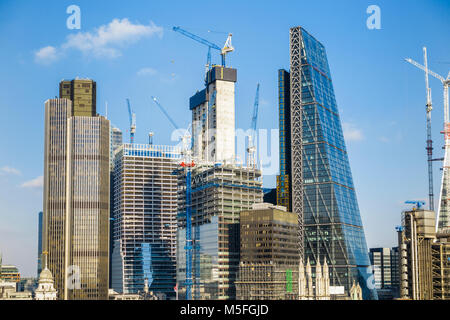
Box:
190, 66, 237, 163
287, 27, 377, 299
43, 79, 110, 300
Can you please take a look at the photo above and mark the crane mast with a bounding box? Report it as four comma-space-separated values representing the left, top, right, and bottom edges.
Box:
151, 96, 194, 299
126, 98, 136, 144
424, 47, 435, 211
247, 83, 260, 167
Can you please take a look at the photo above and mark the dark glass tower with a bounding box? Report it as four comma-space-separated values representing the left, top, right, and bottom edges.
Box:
284, 26, 377, 300
276, 70, 292, 212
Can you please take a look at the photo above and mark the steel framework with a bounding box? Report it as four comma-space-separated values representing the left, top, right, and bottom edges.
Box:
289, 27, 305, 260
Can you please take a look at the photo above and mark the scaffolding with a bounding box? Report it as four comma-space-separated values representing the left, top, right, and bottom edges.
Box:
432, 233, 450, 300
176, 163, 263, 300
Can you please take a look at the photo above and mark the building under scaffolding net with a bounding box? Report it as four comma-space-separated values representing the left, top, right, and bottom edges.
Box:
236, 203, 300, 300
111, 144, 181, 298
176, 163, 263, 300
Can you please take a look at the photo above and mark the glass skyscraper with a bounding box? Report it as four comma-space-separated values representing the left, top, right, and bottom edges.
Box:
278, 26, 377, 299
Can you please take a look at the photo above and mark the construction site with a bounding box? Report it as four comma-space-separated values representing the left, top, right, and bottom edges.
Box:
399, 47, 450, 300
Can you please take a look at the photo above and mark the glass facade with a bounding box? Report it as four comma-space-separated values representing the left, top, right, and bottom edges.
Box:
276, 70, 292, 211
288, 27, 377, 300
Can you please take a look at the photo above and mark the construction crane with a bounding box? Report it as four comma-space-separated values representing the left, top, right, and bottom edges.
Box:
247, 83, 260, 167
404, 48, 435, 211
405, 52, 450, 230
151, 96, 194, 299
126, 98, 136, 144
172, 26, 234, 73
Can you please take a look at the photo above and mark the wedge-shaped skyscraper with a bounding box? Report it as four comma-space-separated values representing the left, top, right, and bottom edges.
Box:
277, 27, 377, 299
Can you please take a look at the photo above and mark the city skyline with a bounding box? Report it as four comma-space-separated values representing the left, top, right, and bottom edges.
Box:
0, 0, 449, 278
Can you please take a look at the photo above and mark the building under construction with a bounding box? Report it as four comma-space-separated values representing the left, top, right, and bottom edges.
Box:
398, 207, 450, 300
111, 143, 181, 298
431, 231, 450, 299
176, 164, 263, 300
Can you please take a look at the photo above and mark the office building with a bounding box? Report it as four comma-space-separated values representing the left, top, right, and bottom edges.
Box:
0, 265, 20, 283
236, 203, 331, 300
177, 164, 263, 300
276, 70, 292, 212
176, 64, 263, 300
59, 79, 96, 116
369, 247, 399, 299
43, 79, 110, 300
236, 203, 299, 300
109, 126, 122, 288
276, 26, 376, 299
111, 143, 181, 298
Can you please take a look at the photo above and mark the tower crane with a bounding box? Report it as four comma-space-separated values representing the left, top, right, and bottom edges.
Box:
405, 51, 450, 231
247, 83, 260, 167
404, 48, 435, 211
126, 98, 136, 144
151, 96, 194, 299
172, 26, 234, 75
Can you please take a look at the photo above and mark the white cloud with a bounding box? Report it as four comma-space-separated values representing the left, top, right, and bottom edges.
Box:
137, 67, 157, 76
0, 166, 21, 176
34, 18, 163, 63
21, 176, 43, 188
34, 46, 59, 64
343, 122, 364, 142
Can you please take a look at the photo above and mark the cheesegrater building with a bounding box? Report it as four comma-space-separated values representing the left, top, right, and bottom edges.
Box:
276, 27, 377, 299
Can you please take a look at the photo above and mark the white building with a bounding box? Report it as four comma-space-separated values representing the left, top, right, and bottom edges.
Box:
35, 254, 57, 300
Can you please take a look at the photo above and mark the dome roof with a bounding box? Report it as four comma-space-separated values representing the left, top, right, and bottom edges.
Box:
39, 267, 54, 283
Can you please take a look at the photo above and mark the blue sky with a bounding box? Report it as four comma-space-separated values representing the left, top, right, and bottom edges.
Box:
0, 0, 449, 276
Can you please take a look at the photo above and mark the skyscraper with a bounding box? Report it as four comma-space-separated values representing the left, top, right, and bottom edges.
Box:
276, 70, 292, 212
43, 79, 110, 300
176, 66, 263, 300
369, 247, 399, 299
236, 203, 300, 300
37, 211, 43, 277
111, 143, 181, 297
191, 66, 237, 163
279, 26, 376, 299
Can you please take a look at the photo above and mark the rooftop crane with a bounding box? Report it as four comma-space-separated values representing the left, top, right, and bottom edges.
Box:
150, 96, 194, 299
247, 83, 260, 167
405, 53, 450, 231
126, 98, 136, 144
172, 26, 234, 74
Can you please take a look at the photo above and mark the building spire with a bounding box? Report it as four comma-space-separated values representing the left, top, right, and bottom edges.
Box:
42, 250, 48, 270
